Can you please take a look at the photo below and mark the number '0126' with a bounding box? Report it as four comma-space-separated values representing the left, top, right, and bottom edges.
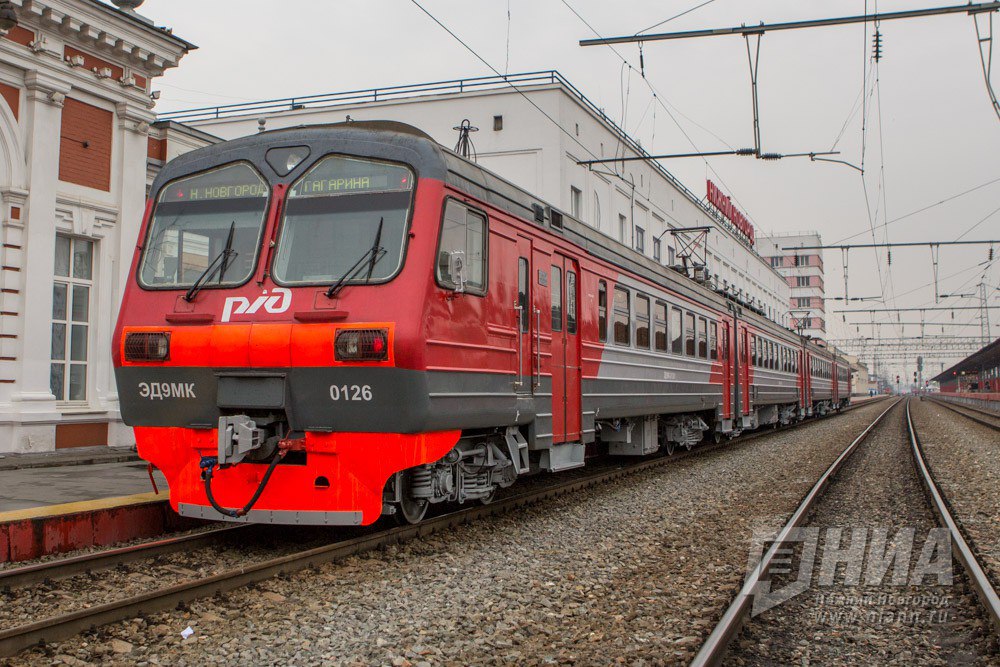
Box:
329, 384, 373, 401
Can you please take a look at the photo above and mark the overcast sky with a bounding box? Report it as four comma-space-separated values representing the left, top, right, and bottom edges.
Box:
128, 0, 999, 378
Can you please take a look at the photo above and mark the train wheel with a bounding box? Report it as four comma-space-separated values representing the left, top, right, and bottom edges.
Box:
479, 487, 497, 505
396, 470, 428, 525
713, 431, 723, 444
664, 440, 676, 456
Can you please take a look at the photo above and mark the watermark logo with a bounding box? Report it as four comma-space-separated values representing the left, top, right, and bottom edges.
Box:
221, 288, 292, 323
747, 526, 952, 616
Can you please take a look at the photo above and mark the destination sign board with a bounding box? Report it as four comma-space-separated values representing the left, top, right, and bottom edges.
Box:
161, 163, 268, 203
290, 156, 412, 198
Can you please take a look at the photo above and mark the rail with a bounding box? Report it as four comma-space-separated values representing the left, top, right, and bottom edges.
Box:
927, 396, 1000, 431
906, 400, 1000, 635
691, 399, 899, 666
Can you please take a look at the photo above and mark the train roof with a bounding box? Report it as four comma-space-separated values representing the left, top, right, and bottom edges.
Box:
150, 121, 841, 359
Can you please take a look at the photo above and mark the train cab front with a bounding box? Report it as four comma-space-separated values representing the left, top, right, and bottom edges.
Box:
113, 128, 459, 526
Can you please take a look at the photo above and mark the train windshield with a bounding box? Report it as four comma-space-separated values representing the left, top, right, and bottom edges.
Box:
139, 163, 269, 288
272, 155, 414, 286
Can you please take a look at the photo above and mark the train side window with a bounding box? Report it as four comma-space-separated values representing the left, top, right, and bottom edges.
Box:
636, 295, 650, 348
697, 317, 707, 358
751, 336, 757, 366
551, 265, 562, 332
709, 322, 718, 361
770, 342, 777, 370
613, 286, 630, 345
567, 271, 577, 334
598, 281, 608, 342
437, 200, 487, 295
670, 307, 683, 354
517, 258, 529, 333
684, 312, 695, 356
654, 301, 668, 351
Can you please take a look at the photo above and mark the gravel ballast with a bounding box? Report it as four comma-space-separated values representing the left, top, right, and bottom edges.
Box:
9, 401, 892, 666
911, 398, 1000, 592
725, 402, 998, 666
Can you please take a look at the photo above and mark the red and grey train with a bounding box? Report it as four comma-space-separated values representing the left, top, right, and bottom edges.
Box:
113, 121, 850, 526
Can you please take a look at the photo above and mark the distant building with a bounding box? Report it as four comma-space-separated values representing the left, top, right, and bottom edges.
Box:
842, 354, 873, 396
932, 336, 1000, 393
160, 71, 791, 323
0, 0, 192, 453
756, 232, 826, 339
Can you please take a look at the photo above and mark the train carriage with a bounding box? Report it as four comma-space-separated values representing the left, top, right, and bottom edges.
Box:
113, 121, 848, 526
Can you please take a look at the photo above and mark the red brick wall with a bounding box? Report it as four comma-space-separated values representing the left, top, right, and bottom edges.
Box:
64, 46, 125, 81
0, 82, 18, 121
147, 136, 166, 161
60, 98, 113, 192
1, 25, 34, 48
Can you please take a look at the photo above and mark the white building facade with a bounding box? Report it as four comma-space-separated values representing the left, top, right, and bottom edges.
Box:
0, 0, 191, 452
757, 231, 827, 339
164, 72, 790, 323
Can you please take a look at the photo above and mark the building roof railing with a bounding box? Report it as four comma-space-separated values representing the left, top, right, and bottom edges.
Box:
156, 70, 768, 262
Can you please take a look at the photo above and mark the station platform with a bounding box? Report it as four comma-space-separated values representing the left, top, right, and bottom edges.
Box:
0, 448, 203, 564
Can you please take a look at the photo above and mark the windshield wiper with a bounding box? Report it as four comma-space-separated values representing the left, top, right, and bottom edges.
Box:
184, 221, 238, 302
326, 217, 387, 299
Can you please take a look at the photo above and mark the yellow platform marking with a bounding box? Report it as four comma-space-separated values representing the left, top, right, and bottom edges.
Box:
0, 491, 166, 524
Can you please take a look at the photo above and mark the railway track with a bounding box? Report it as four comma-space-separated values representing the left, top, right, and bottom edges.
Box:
0, 398, 884, 659
927, 395, 1000, 431
693, 398, 1000, 666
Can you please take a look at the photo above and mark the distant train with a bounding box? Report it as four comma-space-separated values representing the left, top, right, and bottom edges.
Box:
113, 121, 850, 526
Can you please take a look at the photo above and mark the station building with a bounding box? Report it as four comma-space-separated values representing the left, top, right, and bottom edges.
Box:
933, 336, 1000, 395
162, 72, 791, 324
0, 0, 191, 453
756, 231, 826, 338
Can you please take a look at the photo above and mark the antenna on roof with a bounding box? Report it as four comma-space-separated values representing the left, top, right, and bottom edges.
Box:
453, 119, 479, 161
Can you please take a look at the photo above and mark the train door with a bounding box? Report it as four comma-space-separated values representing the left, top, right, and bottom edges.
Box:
515, 236, 534, 393
739, 324, 751, 417
549, 255, 581, 443
720, 319, 732, 419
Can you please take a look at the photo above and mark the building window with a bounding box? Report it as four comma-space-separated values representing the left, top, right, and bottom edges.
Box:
653, 237, 661, 262
770, 256, 782, 267
618, 214, 627, 243
613, 286, 630, 346
636, 294, 650, 348
796, 297, 811, 308
592, 192, 601, 228
570, 186, 582, 218
51, 236, 93, 402
635, 227, 645, 253
796, 276, 810, 287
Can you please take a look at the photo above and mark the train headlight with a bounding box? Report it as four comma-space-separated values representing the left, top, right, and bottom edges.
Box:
335, 328, 388, 362
124, 332, 170, 362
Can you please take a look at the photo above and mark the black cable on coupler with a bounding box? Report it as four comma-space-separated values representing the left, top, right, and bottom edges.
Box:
199, 451, 285, 518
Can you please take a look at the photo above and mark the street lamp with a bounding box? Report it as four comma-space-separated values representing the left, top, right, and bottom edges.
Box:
0, 1, 18, 32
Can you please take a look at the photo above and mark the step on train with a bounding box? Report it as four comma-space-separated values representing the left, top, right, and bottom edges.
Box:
113, 121, 850, 525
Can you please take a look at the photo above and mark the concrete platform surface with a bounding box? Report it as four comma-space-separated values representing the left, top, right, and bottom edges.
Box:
0, 445, 139, 471
0, 461, 168, 513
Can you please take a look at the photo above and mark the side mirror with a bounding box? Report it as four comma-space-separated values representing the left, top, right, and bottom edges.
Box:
448, 250, 467, 293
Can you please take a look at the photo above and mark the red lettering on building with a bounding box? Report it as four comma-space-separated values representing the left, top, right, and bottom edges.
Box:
707, 179, 755, 246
